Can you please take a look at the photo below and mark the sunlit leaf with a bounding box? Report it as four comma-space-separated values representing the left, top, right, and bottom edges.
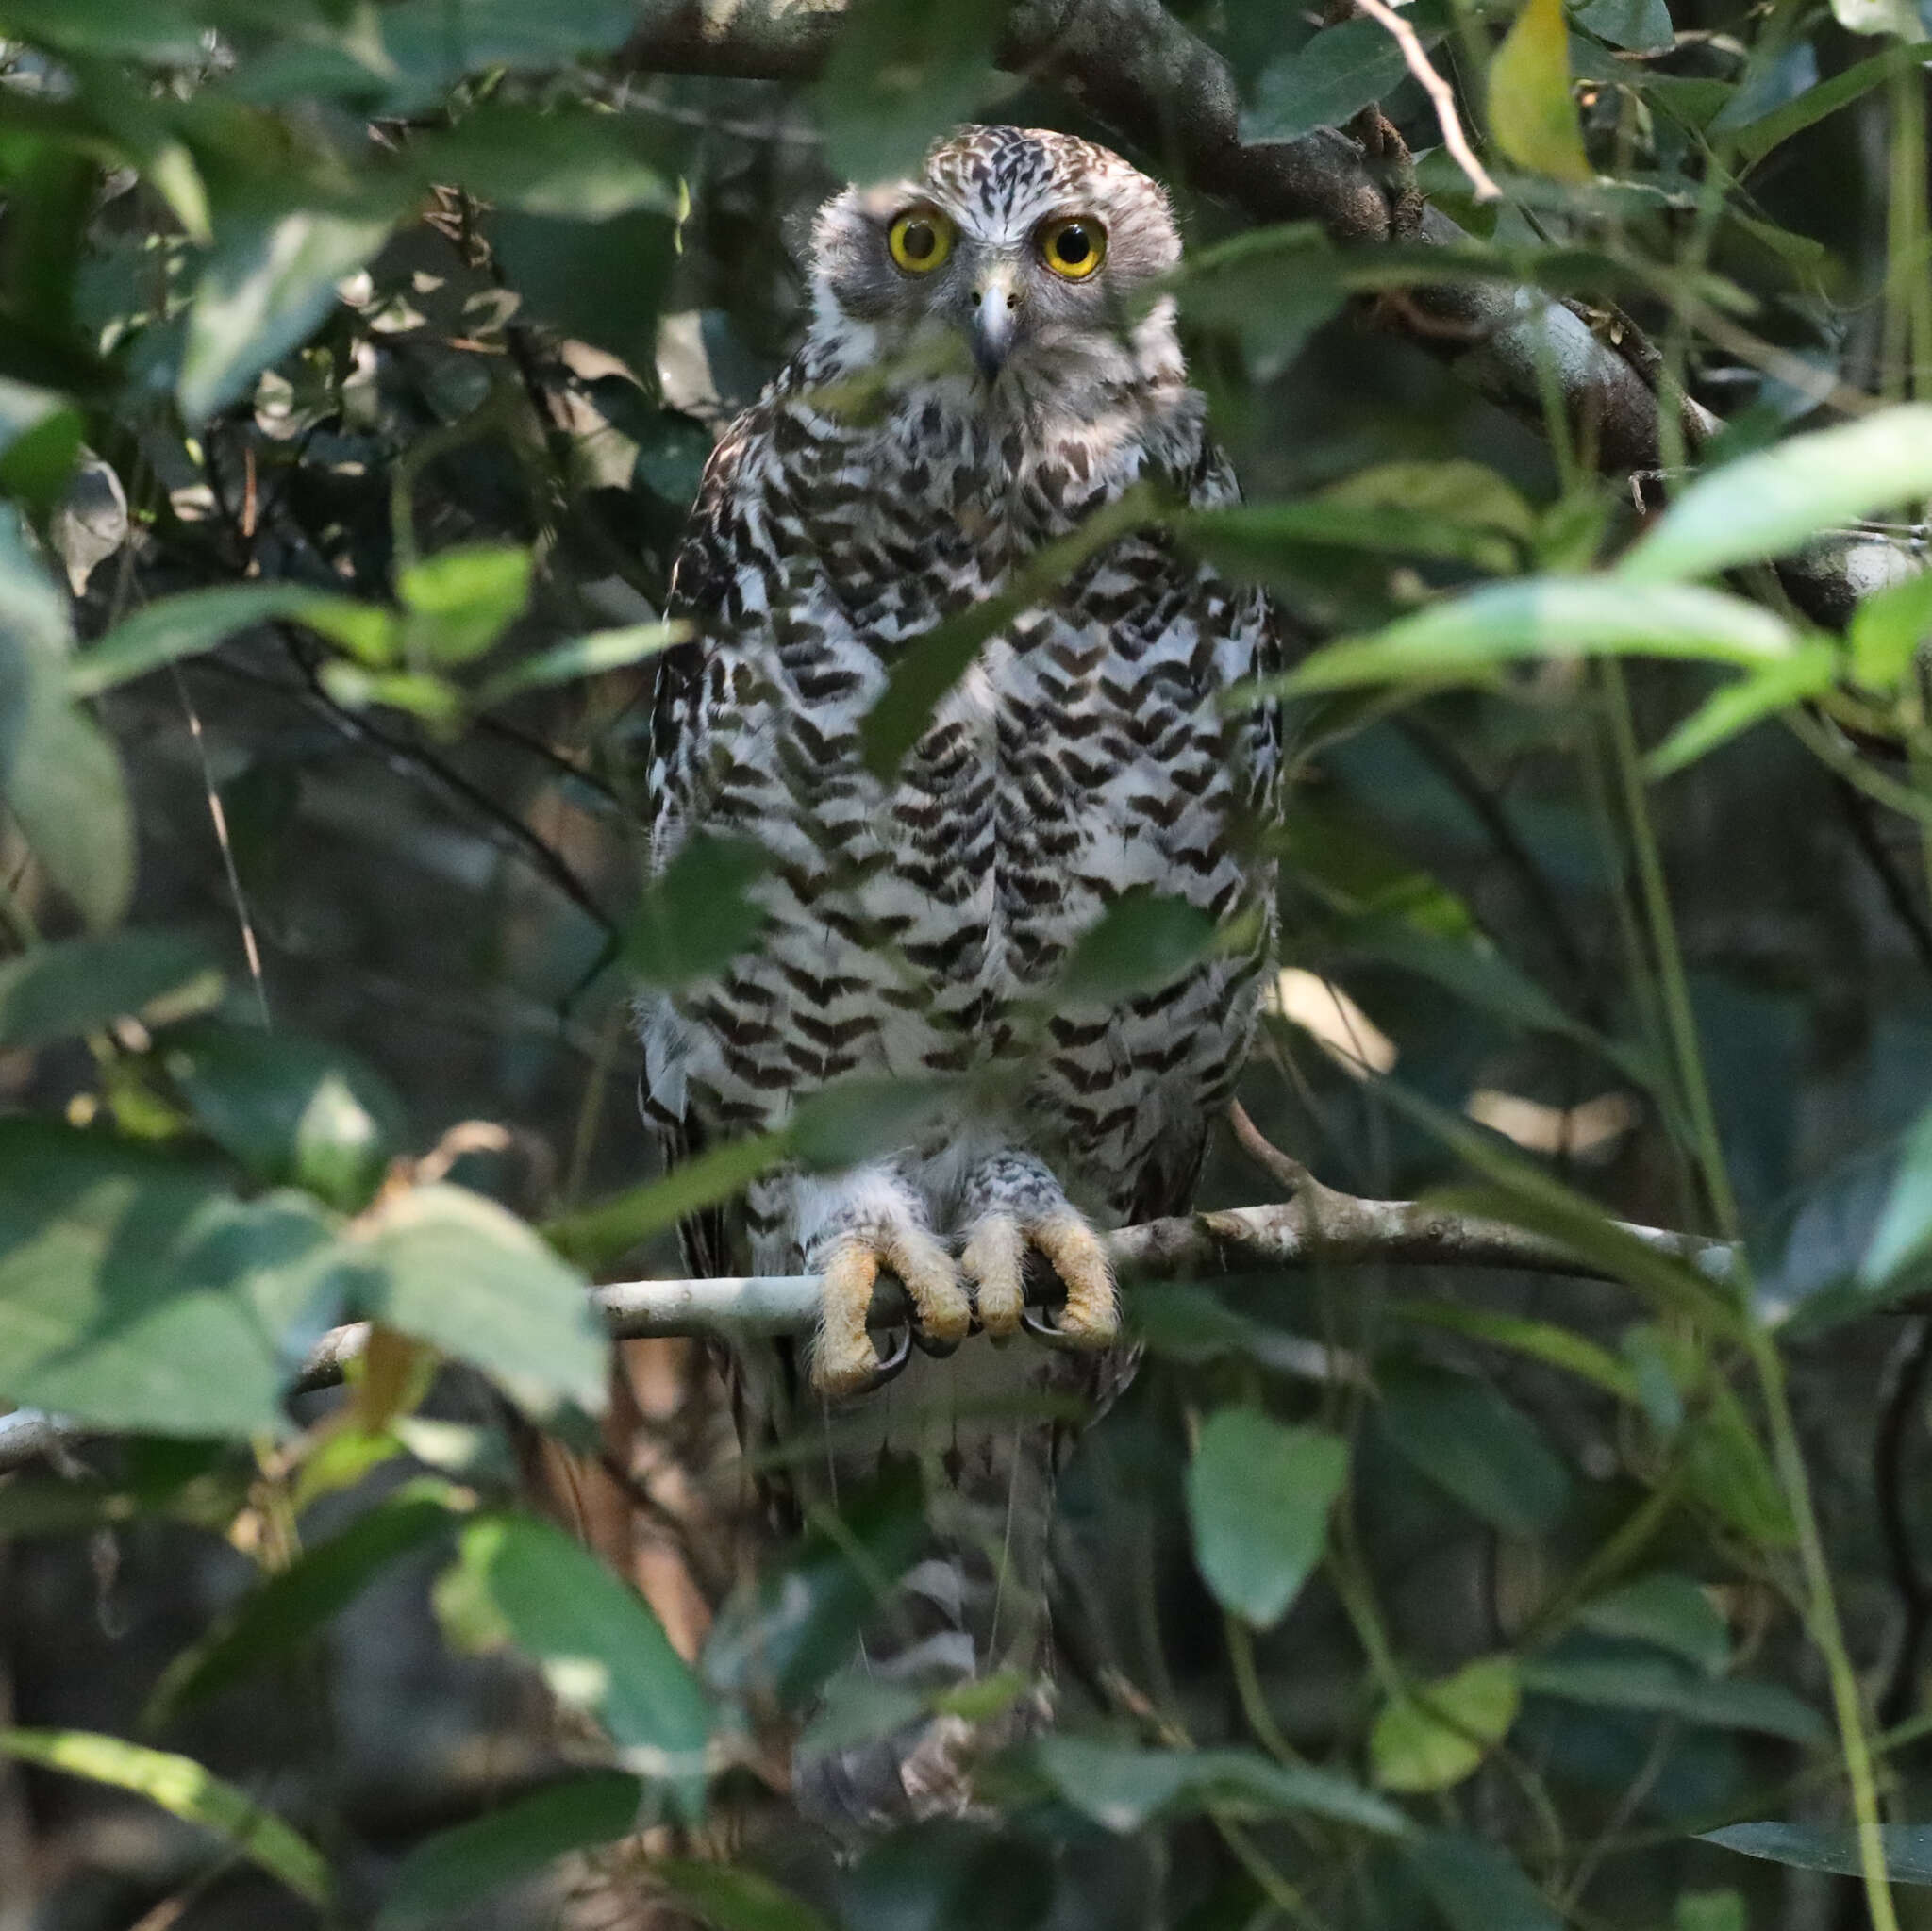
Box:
436, 1514, 710, 1817
1035, 1735, 1409, 1834
1186, 1409, 1347, 1628
398, 544, 533, 665
1848, 567, 1932, 693
476, 621, 688, 705
1489, 0, 1593, 182
0, 1728, 330, 1903
1371, 1656, 1521, 1792
1643, 646, 1839, 778
0, 931, 220, 1050
380, 1772, 646, 1925
1622, 405, 1932, 585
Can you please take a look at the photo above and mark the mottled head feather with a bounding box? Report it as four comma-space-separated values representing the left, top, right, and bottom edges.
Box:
803, 125, 1183, 402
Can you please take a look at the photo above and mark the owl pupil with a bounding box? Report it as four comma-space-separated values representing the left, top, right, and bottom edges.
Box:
1056, 225, 1091, 264
902, 222, 935, 260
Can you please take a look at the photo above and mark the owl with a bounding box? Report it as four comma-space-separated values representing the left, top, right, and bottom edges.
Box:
639, 127, 1280, 1810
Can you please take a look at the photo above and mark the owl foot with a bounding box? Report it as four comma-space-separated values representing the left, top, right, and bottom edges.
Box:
960, 1209, 1118, 1351
812, 1226, 973, 1402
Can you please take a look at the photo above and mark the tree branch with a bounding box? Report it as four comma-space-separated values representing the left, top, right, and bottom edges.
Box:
0, 1184, 1732, 1474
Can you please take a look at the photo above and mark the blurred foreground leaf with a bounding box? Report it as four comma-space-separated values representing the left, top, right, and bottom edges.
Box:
0, 931, 219, 1049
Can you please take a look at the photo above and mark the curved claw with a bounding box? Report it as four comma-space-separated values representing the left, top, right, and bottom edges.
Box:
1021, 1299, 1087, 1350
844, 1320, 915, 1396
911, 1309, 964, 1359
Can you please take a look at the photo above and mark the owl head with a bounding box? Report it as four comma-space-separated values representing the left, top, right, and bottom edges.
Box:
806, 125, 1183, 393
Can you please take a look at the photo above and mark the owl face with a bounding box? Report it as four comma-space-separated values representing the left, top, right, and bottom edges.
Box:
809, 125, 1182, 389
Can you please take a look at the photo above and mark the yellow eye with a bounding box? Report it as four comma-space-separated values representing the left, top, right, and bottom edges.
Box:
888, 208, 955, 275
1038, 215, 1106, 280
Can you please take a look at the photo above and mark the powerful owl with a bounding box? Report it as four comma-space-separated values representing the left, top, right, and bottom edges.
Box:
640, 124, 1280, 1814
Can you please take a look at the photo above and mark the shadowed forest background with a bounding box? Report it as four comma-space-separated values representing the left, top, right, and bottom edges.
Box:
4, 1, 1932, 1927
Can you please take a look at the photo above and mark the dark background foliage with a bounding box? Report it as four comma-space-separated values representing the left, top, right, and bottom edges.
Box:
2, 2, 1932, 1929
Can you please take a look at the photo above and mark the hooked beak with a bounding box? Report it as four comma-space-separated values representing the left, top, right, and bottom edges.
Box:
966, 264, 1023, 380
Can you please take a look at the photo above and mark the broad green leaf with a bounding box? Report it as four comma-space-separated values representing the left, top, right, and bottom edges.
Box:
1185, 1409, 1348, 1628
437, 1513, 709, 1816
1375, 1362, 1571, 1536
860, 482, 1158, 776
653, 1859, 836, 1931
0, 931, 219, 1050
398, 544, 532, 665
543, 1129, 789, 1272
1058, 891, 1219, 1005
179, 207, 399, 425
8, 694, 134, 931
379, 1771, 645, 1925
1034, 1736, 1409, 1834
1730, 46, 1930, 165
1391, 1300, 1639, 1400
1573, 0, 1674, 53
410, 106, 678, 221
162, 1022, 407, 1211
1702, 1823, 1932, 1885
149, 1482, 465, 1725
1517, 1654, 1824, 1740
1405, 1830, 1561, 1931
1371, 1656, 1521, 1792
1489, 0, 1594, 183
794, 1676, 929, 1767
626, 834, 769, 989
1576, 1573, 1730, 1673
704, 1465, 927, 1711
1684, 1374, 1796, 1546
0, 0, 208, 61
790, 1074, 957, 1171
1241, 18, 1416, 143
70, 583, 384, 699
1260, 578, 1801, 699
0, 405, 82, 516
476, 621, 687, 705
1644, 646, 1839, 778
377, 0, 645, 99
1862, 1105, 1932, 1286
0, 1126, 339, 1436
1850, 566, 1932, 691
1323, 458, 1536, 540
341, 1184, 607, 1421
815, 0, 1014, 184
1622, 406, 1932, 585
0, 1728, 329, 1903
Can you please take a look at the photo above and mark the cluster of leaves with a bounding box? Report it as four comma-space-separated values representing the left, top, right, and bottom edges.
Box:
3, 0, 1932, 1929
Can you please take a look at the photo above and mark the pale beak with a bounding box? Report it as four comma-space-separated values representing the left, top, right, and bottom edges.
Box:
966, 263, 1023, 379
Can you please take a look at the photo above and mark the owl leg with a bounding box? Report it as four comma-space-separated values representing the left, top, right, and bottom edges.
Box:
803, 1170, 973, 1401
958, 1153, 1119, 1351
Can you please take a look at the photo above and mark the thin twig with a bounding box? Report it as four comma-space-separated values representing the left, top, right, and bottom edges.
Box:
1351, 0, 1501, 202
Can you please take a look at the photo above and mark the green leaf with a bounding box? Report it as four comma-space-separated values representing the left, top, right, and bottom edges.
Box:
1405, 1830, 1561, 1931
1391, 1300, 1639, 1399
436, 1514, 710, 1817
1850, 566, 1932, 692
398, 544, 533, 665
1375, 1362, 1572, 1536
376, 0, 645, 99
1489, 0, 1593, 182
815, 0, 1014, 184
379, 1771, 645, 1925
1576, 1573, 1730, 1673
8, 693, 134, 931
179, 207, 398, 425
1643, 646, 1839, 778
860, 482, 1158, 777
1676, 1890, 1747, 1931
0, 1126, 339, 1436
70, 583, 384, 699
652, 1859, 836, 1931
626, 834, 769, 990
1186, 1409, 1348, 1628
1729, 45, 1929, 165
0, 0, 208, 61
1573, 0, 1674, 53
1261, 578, 1802, 699
475, 621, 687, 705
1034, 1736, 1409, 1835
1241, 18, 1416, 143
150, 1483, 464, 1726
1622, 405, 1932, 585
0, 1728, 330, 1904
0, 930, 220, 1050
790, 1074, 957, 1172
1684, 1374, 1796, 1546
409, 106, 677, 221
0, 405, 82, 516
1517, 1654, 1824, 1740
1183, 497, 1523, 578
1863, 1104, 1932, 1287
341, 1185, 608, 1421
1701, 1823, 1932, 1885
162, 1022, 407, 1211
1058, 891, 1219, 1006
1370, 1656, 1521, 1793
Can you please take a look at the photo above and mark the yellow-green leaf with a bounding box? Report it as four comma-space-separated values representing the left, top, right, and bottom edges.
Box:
1489, 0, 1593, 183
1371, 1656, 1522, 1792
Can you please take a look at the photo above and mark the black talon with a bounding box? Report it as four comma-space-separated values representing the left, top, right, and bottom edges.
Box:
845, 1321, 914, 1396
911, 1317, 962, 1359
1022, 1300, 1085, 1350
